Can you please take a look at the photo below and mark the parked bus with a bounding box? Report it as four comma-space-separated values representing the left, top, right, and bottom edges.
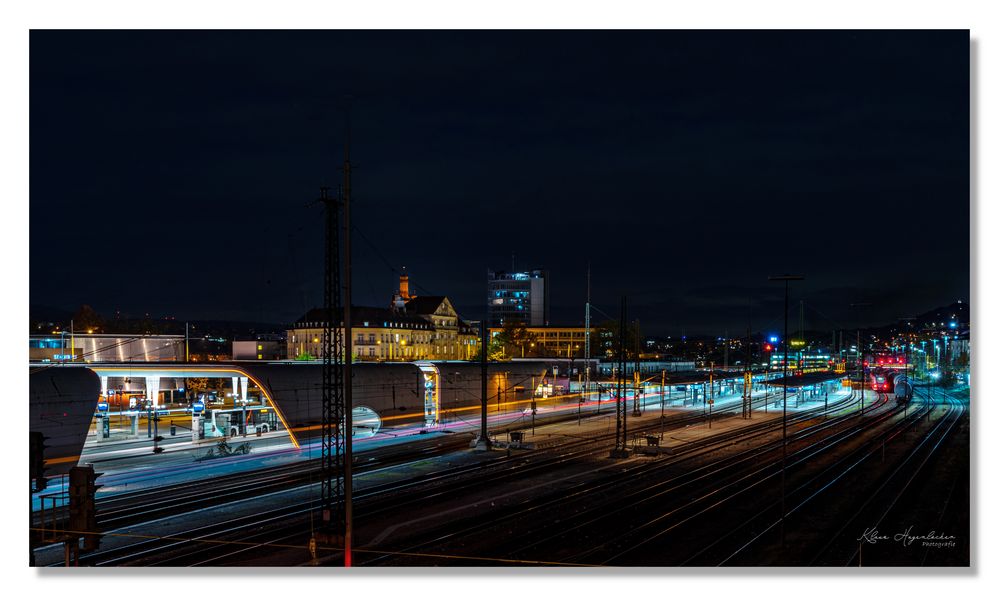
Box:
199, 405, 278, 438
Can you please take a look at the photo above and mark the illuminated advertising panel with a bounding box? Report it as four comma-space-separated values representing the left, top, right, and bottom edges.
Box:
415, 362, 440, 428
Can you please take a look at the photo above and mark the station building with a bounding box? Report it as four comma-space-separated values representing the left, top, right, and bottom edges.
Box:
287, 273, 480, 362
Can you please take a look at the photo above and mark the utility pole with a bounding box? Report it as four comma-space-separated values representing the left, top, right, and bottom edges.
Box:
839, 330, 843, 364
185, 322, 189, 363
610, 296, 629, 458
577, 369, 582, 426
660, 369, 666, 415
769, 274, 804, 549
851, 303, 872, 414
475, 320, 491, 450
798, 300, 806, 389
745, 296, 753, 419
633, 319, 641, 416
585, 263, 592, 413
708, 360, 714, 429
622, 302, 628, 447
723, 329, 729, 370
659, 369, 666, 439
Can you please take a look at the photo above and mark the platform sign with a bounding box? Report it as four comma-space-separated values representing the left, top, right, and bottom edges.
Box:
192, 401, 205, 414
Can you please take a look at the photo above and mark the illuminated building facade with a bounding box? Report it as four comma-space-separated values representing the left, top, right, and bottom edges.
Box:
487, 269, 548, 327
769, 351, 833, 372
488, 326, 587, 358
288, 274, 480, 361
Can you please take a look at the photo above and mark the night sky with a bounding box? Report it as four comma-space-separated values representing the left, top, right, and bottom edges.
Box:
29, 30, 969, 336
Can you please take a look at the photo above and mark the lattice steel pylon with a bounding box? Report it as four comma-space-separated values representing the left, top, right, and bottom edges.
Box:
317, 185, 346, 554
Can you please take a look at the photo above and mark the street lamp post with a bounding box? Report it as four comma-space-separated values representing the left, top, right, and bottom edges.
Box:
769, 274, 804, 548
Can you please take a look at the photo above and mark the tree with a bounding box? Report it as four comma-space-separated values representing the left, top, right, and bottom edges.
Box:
72, 305, 105, 334
593, 319, 641, 359
490, 322, 533, 358
185, 377, 209, 398
211, 377, 230, 397
470, 331, 508, 361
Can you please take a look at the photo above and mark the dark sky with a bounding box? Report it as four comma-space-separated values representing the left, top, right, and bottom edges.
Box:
30, 30, 969, 336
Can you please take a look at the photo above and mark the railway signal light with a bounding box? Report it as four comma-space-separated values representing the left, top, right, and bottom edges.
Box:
68, 465, 103, 552
152, 435, 164, 454
29, 432, 48, 492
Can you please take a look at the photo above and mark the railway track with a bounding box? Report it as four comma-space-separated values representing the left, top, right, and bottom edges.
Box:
571, 392, 935, 565
38, 387, 783, 566
35, 387, 741, 530
359, 389, 877, 565
803, 387, 967, 566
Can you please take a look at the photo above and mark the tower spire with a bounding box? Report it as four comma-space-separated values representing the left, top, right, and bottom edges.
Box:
399, 266, 410, 300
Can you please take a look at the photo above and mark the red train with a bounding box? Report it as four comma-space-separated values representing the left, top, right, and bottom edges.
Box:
869, 368, 913, 404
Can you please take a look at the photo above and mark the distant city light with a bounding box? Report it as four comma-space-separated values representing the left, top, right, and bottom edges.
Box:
769, 335, 778, 343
